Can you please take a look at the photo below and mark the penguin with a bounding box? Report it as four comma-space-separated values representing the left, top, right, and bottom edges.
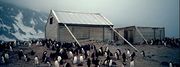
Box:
98, 48, 102, 56
141, 51, 145, 57
39, 41, 42, 46
103, 60, 108, 65
42, 51, 47, 62
57, 56, 62, 63
36, 41, 39, 45
130, 52, 136, 61
117, 49, 121, 55
126, 49, 131, 57
47, 61, 51, 67
24, 54, 27, 62
18, 49, 24, 60
73, 56, 78, 64
4, 53, 9, 62
169, 62, 173, 67
130, 60, 134, 67
81, 48, 85, 54
114, 52, 119, 60
28, 42, 32, 47
105, 47, 109, 52
87, 58, 91, 67
87, 50, 90, 56
122, 53, 126, 63
1, 56, 5, 63
79, 55, 84, 63
34, 56, 39, 65
104, 51, 108, 58
69, 51, 73, 59
60, 48, 63, 54
109, 59, 113, 67
54, 60, 59, 67
9, 45, 13, 51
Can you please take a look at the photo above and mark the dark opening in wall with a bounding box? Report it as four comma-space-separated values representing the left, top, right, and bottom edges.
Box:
50, 17, 53, 24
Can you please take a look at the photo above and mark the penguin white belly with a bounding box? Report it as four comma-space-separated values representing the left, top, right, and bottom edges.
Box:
80, 56, 84, 63
69, 51, 73, 58
73, 56, 77, 64
109, 60, 112, 67
57, 56, 62, 62
34, 57, 39, 64
4, 54, 9, 59
54, 60, 59, 67
130, 60, 134, 67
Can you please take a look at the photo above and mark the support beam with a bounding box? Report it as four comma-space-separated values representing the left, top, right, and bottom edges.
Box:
135, 26, 149, 45
99, 15, 139, 51
63, 24, 81, 47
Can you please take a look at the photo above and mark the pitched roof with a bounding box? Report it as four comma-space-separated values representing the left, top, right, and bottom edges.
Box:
53, 10, 113, 26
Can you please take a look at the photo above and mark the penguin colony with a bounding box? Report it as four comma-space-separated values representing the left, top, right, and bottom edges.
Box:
0, 39, 178, 67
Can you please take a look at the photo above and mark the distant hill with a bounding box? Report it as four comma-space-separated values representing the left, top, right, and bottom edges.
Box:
0, 1, 48, 41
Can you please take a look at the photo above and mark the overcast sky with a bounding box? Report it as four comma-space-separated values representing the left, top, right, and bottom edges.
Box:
1, 0, 179, 37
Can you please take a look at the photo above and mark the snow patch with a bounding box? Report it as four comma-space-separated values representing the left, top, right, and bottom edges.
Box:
0, 35, 15, 41
40, 17, 46, 23
0, 24, 11, 30
37, 29, 43, 33
15, 11, 37, 34
30, 18, 35, 26
12, 11, 44, 41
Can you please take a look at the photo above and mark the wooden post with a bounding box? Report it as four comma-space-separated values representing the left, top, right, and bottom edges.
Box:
99, 14, 139, 51
63, 24, 81, 47
135, 26, 149, 45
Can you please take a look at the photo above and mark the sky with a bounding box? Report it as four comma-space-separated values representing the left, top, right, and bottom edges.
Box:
1, 0, 179, 37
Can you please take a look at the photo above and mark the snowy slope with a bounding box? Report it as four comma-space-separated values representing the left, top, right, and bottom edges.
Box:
0, 1, 48, 41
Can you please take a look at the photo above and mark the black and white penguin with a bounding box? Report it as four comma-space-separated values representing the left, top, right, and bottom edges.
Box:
54, 60, 59, 67
105, 46, 109, 52
28, 41, 32, 47
36, 41, 39, 45
73, 56, 78, 64
114, 52, 119, 60
126, 49, 131, 58
169, 62, 173, 67
87, 58, 91, 67
57, 56, 62, 62
122, 53, 126, 63
130, 60, 134, 67
130, 52, 136, 61
81, 48, 85, 54
4, 53, 9, 63
24, 54, 27, 62
104, 51, 108, 58
18, 49, 24, 60
47, 61, 51, 67
79, 55, 84, 63
117, 49, 121, 55
68, 51, 73, 59
9, 45, 13, 51
1, 55, 5, 63
42, 51, 47, 62
98, 48, 103, 56
34, 56, 39, 65
108, 59, 113, 67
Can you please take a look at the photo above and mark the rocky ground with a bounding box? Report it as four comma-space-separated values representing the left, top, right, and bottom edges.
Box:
0, 41, 180, 67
